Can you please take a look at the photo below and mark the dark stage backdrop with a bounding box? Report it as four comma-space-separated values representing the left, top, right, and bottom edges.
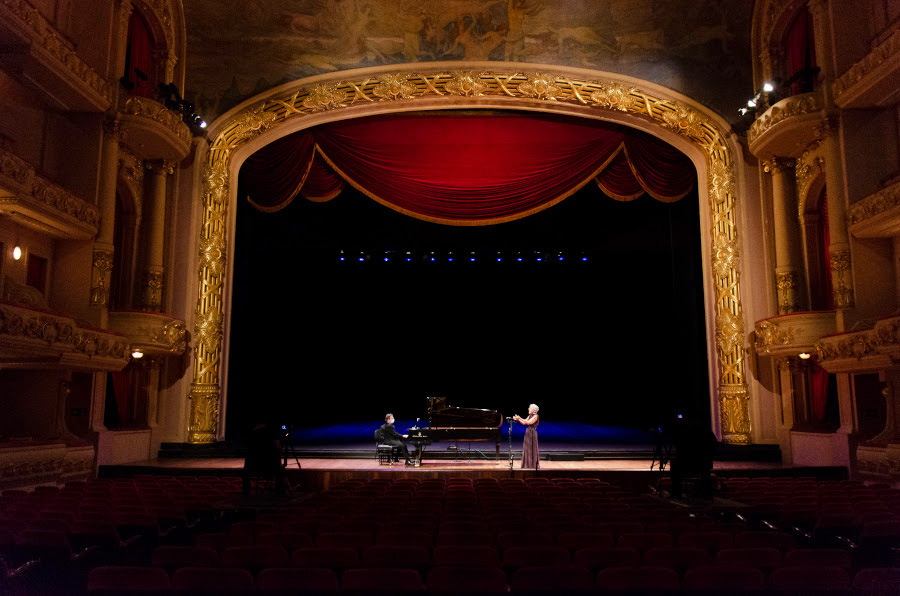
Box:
227, 179, 709, 441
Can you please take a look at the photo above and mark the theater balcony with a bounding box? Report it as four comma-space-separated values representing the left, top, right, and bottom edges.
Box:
0, 0, 111, 112
847, 180, 900, 238
814, 313, 900, 373
754, 311, 837, 358
119, 96, 192, 161
0, 146, 100, 239
833, 28, 900, 109
107, 310, 188, 357
0, 299, 130, 371
747, 91, 827, 159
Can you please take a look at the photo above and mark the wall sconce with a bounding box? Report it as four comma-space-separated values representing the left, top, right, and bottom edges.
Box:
13, 245, 22, 260
131, 348, 144, 359
798, 352, 811, 360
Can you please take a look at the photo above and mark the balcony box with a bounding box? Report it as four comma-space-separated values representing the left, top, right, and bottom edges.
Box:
107, 310, 187, 357
119, 97, 192, 161
748, 92, 827, 159
754, 311, 837, 357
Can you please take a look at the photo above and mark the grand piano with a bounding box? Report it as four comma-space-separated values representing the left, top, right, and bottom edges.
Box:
405, 397, 503, 466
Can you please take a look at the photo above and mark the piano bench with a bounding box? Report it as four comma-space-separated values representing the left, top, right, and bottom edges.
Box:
376, 444, 399, 465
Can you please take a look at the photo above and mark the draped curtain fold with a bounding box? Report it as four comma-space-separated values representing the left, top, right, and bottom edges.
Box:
124, 12, 153, 98
809, 359, 829, 422
785, 8, 816, 96
240, 114, 695, 225
111, 370, 133, 426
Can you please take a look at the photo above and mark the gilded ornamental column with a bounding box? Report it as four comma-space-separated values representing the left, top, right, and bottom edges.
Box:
140, 160, 173, 311
822, 122, 854, 310
765, 158, 805, 314
89, 119, 124, 319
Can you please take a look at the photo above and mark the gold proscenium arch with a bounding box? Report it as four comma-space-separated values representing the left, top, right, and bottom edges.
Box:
188, 64, 752, 445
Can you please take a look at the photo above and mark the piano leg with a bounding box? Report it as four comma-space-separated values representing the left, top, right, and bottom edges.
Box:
495, 439, 500, 461
415, 446, 424, 467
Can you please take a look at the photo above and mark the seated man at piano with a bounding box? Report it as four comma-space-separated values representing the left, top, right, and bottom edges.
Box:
381, 413, 414, 466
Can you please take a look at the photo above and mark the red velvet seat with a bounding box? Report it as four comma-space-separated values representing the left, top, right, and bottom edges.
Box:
256, 531, 314, 551
376, 530, 432, 548
642, 546, 712, 572
733, 530, 796, 551
87, 565, 171, 593
852, 567, 900, 591
341, 567, 425, 593
782, 547, 852, 569
257, 567, 340, 592
502, 545, 571, 569
195, 532, 253, 552
678, 530, 734, 551
770, 565, 851, 590
291, 546, 360, 570
714, 546, 783, 572
595, 565, 680, 591
510, 565, 593, 592
152, 545, 220, 573
362, 545, 430, 569
496, 531, 553, 550
435, 531, 494, 547
616, 532, 673, 551
683, 564, 766, 590
229, 520, 279, 541
172, 566, 255, 591
572, 547, 640, 571
432, 545, 501, 568
426, 565, 508, 595
221, 544, 290, 572
557, 532, 614, 552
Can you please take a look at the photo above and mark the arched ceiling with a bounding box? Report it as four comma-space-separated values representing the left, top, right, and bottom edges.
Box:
183, 0, 754, 121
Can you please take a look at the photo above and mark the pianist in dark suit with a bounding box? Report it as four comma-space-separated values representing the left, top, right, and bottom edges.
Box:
381, 413, 414, 465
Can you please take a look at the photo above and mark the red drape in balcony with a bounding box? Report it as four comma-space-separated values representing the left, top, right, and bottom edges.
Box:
240, 113, 696, 225
785, 8, 816, 96
111, 370, 133, 426
809, 358, 829, 422
125, 12, 153, 97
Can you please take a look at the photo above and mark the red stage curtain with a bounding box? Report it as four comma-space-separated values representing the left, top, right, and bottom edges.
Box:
125, 12, 152, 97
785, 8, 816, 96
240, 113, 695, 225
809, 359, 829, 422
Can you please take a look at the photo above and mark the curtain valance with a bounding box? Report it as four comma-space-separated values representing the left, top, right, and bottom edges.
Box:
240, 113, 696, 225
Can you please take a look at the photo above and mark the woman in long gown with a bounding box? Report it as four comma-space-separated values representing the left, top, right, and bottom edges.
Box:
513, 404, 540, 469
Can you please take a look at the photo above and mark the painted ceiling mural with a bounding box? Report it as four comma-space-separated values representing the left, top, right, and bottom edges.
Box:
183, 0, 753, 121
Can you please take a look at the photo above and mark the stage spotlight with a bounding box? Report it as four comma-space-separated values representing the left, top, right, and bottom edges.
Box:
763, 81, 775, 93
747, 98, 757, 108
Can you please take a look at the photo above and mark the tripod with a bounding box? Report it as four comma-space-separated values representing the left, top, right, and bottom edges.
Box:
649, 429, 672, 494
280, 425, 302, 493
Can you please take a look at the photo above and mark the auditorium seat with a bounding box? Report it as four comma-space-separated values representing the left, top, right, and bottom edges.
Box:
502, 545, 571, 570
852, 567, 900, 591
316, 531, 374, 550
341, 567, 425, 594
594, 521, 642, 536
783, 547, 852, 570
510, 565, 594, 593
432, 545, 501, 568
87, 565, 171, 594
152, 545, 220, 573
642, 546, 712, 572
573, 547, 641, 572
172, 566, 256, 591
616, 532, 673, 551
435, 531, 494, 547
257, 567, 340, 593
229, 520, 280, 541
376, 531, 432, 548
496, 531, 553, 550
769, 565, 851, 591
221, 544, 290, 573
734, 531, 796, 551
714, 547, 783, 572
426, 565, 508, 595
594, 565, 680, 591
677, 530, 733, 552
362, 545, 431, 571
257, 531, 314, 551
557, 532, 614, 552
291, 546, 360, 570
195, 532, 254, 552
683, 564, 766, 591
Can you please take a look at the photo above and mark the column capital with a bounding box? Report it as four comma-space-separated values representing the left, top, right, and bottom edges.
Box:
764, 157, 796, 174
145, 160, 175, 176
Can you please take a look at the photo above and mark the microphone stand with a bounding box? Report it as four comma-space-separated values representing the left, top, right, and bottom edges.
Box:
506, 416, 515, 477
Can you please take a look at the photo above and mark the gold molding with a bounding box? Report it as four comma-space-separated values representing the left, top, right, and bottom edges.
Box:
833, 28, 900, 107
190, 68, 752, 445
847, 179, 900, 229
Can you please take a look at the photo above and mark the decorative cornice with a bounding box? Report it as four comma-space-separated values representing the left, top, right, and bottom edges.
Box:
815, 314, 900, 371
0, 0, 112, 106
833, 28, 900, 107
754, 311, 837, 356
847, 179, 900, 228
107, 310, 187, 355
0, 146, 99, 238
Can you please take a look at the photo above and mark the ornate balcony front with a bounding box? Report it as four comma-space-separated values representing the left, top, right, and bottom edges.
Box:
754, 311, 837, 358
119, 97, 192, 161
747, 92, 827, 159
0, 299, 130, 371
847, 180, 900, 238
0, 147, 99, 239
0, 0, 111, 112
815, 314, 900, 373
107, 310, 187, 357
834, 28, 900, 109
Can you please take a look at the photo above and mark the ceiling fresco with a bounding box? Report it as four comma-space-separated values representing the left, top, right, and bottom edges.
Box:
183, 0, 753, 121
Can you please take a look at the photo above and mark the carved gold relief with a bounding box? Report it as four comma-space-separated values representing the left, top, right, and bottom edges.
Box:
755, 319, 795, 353
847, 180, 900, 227
830, 249, 855, 310
140, 270, 163, 311
89, 247, 115, 308
192, 68, 752, 444
776, 271, 801, 315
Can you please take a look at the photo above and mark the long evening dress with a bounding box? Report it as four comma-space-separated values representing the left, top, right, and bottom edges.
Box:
521, 417, 539, 469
